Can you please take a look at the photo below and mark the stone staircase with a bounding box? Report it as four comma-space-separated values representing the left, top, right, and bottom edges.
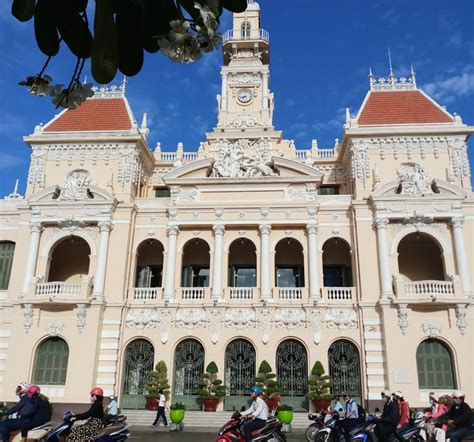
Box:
124, 410, 310, 430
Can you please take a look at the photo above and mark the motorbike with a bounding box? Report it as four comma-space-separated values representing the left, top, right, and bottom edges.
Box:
43, 412, 130, 441
313, 413, 377, 442
305, 412, 329, 441
8, 422, 53, 441
216, 411, 286, 441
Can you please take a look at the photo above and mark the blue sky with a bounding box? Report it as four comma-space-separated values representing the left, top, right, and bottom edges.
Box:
1, 0, 473, 197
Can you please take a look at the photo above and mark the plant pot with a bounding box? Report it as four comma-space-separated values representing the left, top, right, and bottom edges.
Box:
202, 398, 219, 412
277, 410, 293, 425
145, 397, 158, 411
311, 399, 331, 412
170, 409, 185, 424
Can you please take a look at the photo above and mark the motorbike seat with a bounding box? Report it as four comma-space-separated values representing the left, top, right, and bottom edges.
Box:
94, 423, 126, 439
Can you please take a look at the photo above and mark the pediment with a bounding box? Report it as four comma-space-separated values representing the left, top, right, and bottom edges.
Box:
371, 179, 467, 199
29, 184, 115, 203
162, 156, 323, 185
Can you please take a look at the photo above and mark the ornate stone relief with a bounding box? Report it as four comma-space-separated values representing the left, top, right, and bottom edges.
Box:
274, 308, 306, 330
449, 139, 470, 178
170, 186, 199, 204
286, 184, 316, 202
28, 148, 46, 186
118, 147, 141, 186
228, 72, 260, 86
257, 307, 273, 344
23, 304, 34, 332
76, 304, 87, 333
324, 308, 358, 329
396, 163, 432, 196
126, 308, 159, 330
226, 112, 263, 129
225, 308, 256, 330
175, 308, 207, 331
455, 304, 467, 336
398, 304, 408, 335
158, 309, 173, 343
421, 323, 441, 338
60, 169, 94, 201
306, 308, 322, 344
46, 323, 64, 337
350, 141, 370, 184
208, 308, 224, 344
211, 139, 277, 178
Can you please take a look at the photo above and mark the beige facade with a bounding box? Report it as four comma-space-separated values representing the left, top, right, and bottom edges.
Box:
0, 1, 473, 411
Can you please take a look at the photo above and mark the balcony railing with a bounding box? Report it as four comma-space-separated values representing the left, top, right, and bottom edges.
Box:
133, 287, 162, 301
393, 275, 462, 299
228, 287, 255, 300
180, 287, 206, 300
223, 28, 269, 44
277, 287, 303, 300
323, 287, 354, 301
34, 278, 93, 301
295, 149, 336, 160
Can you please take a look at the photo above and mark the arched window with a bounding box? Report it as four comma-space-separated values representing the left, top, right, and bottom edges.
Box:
181, 239, 210, 288
0, 241, 15, 290
417, 339, 455, 389
228, 238, 257, 288
241, 21, 251, 38
322, 238, 353, 287
135, 239, 164, 288
48, 236, 90, 282
275, 238, 305, 288
33, 338, 69, 385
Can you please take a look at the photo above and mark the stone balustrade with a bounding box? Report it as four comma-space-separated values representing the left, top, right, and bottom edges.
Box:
228, 287, 255, 300
322, 287, 354, 301
132, 287, 162, 301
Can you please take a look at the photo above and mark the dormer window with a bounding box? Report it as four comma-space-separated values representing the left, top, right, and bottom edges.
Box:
154, 187, 171, 198
318, 185, 340, 195
241, 21, 251, 38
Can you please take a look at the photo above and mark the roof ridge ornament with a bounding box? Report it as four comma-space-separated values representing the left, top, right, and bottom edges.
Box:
369, 66, 417, 91
91, 77, 127, 99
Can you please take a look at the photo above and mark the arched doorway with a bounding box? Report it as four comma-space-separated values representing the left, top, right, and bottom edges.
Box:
322, 237, 353, 288
328, 340, 362, 402
33, 337, 69, 385
122, 339, 155, 409
416, 339, 455, 389
275, 238, 305, 299
48, 236, 90, 282
225, 339, 256, 411
173, 339, 205, 410
181, 239, 210, 288
135, 239, 164, 289
397, 233, 445, 281
276, 339, 308, 410
228, 238, 257, 294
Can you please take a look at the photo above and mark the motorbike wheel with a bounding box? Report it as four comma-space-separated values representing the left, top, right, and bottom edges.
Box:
305, 426, 319, 441
271, 431, 287, 441
314, 432, 330, 442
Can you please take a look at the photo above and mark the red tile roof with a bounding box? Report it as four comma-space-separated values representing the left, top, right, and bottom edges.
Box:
358, 90, 453, 125
44, 98, 132, 132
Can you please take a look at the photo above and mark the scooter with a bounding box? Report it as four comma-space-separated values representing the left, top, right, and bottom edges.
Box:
314, 413, 377, 442
305, 412, 329, 441
216, 411, 286, 441
9, 422, 53, 441
43, 412, 130, 441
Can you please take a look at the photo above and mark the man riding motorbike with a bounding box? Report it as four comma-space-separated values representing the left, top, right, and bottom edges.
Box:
240, 386, 269, 442
0, 383, 33, 442
17, 385, 51, 442
375, 391, 400, 442
443, 391, 473, 442
334, 393, 362, 440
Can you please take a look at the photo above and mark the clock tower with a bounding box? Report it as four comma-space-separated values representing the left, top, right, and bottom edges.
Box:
209, 0, 276, 135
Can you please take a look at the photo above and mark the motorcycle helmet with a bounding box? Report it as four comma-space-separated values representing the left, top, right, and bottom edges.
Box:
251, 386, 262, 395
16, 382, 31, 396
27, 385, 41, 398
429, 392, 440, 402
392, 391, 404, 399
452, 390, 465, 398
90, 387, 104, 397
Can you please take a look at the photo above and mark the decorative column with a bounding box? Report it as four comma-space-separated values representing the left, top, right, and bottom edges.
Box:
21, 221, 43, 296
221, 72, 228, 110
374, 217, 393, 298
259, 224, 272, 302
307, 222, 320, 302
93, 220, 113, 299
164, 225, 179, 301
212, 224, 225, 301
451, 217, 472, 296
262, 71, 269, 109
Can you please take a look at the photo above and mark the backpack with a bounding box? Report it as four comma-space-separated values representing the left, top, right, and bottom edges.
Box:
357, 403, 367, 421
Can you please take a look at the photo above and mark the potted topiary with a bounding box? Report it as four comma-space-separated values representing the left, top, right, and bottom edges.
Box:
277, 404, 294, 425
169, 402, 186, 424
307, 361, 332, 412
255, 360, 282, 412
144, 360, 170, 411
197, 361, 226, 411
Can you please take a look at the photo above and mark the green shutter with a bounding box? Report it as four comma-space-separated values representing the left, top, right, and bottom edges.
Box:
181, 266, 193, 287
0, 242, 15, 290
416, 339, 455, 389
34, 338, 69, 385
228, 266, 235, 287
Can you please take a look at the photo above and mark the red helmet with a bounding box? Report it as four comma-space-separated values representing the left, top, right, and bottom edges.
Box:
28, 385, 41, 398
90, 387, 104, 397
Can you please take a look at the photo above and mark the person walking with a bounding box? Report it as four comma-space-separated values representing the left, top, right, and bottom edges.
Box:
151, 390, 168, 427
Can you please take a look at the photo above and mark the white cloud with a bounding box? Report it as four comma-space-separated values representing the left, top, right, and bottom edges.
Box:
0, 153, 23, 170
423, 72, 474, 103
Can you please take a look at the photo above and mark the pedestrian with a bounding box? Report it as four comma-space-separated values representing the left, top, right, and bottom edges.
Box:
151, 390, 168, 427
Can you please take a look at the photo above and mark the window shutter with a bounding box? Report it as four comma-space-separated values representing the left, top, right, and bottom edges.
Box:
34, 338, 69, 385
0, 242, 15, 290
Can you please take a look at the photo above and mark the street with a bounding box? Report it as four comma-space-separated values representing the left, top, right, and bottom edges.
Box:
129, 427, 307, 441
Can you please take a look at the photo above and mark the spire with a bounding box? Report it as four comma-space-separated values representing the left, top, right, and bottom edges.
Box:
5, 179, 23, 200
410, 65, 417, 87
388, 47, 395, 85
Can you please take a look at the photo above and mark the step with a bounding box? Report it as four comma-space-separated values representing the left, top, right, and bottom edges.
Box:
123, 410, 311, 429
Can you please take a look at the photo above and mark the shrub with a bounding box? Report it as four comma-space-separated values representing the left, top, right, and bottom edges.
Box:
255, 360, 282, 398
197, 361, 226, 399
145, 360, 170, 398
278, 404, 294, 411
170, 402, 186, 410
307, 361, 332, 400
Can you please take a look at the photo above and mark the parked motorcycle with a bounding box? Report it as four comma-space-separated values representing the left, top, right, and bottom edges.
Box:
43, 412, 130, 441
216, 411, 286, 441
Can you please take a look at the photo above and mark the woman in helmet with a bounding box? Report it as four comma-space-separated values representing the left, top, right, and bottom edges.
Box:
240, 386, 269, 442
66, 387, 104, 441
17, 385, 52, 442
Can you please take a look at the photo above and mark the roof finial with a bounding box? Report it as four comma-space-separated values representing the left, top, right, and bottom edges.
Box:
388, 47, 395, 84
121, 76, 127, 93
410, 65, 417, 87
368, 67, 375, 87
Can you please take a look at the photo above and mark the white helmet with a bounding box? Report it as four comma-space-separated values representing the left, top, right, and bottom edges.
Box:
16, 382, 31, 395
452, 390, 465, 398
392, 391, 404, 399
429, 392, 440, 402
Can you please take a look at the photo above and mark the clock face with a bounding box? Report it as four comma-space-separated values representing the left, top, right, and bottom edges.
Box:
237, 89, 252, 104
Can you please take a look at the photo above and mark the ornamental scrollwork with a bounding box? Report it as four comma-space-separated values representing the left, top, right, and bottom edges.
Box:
274, 308, 306, 330
126, 308, 159, 330
60, 169, 94, 201
396, 163, 433, 196
225, 308, 256, 330
324, 308, 358, 330
175, 308, 207, 331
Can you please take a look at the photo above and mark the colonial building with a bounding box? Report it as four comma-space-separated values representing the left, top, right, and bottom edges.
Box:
0, 1, 472, 412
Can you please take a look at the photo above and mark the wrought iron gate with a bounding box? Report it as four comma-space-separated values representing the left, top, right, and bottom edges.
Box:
328, 340, 361, 402
173, 339, 205, 410
276, 339, 308, 410
225, 339, 256, 411
122, 339, 154, 409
